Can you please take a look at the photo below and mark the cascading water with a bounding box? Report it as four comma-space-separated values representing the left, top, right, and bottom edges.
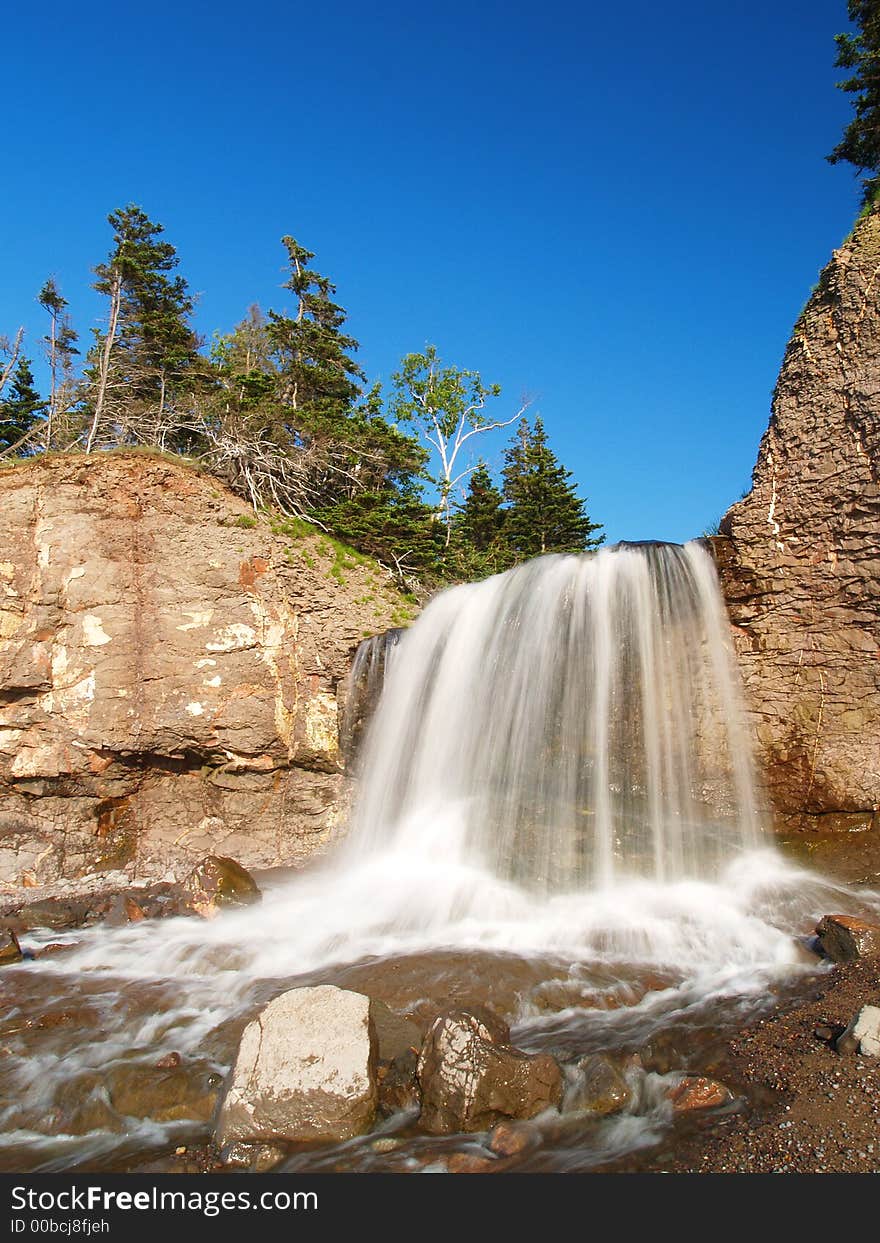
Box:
2, 541, 878, 1173
347, 541, 761, 891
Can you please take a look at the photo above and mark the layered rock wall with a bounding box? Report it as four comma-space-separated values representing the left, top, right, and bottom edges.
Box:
716, 209, 880, 832
0, 454, 412, 886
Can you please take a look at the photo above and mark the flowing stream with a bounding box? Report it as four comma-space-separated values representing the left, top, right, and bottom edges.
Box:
1, 541, 878, 1173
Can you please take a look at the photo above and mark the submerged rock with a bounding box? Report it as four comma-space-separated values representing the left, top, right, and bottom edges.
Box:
0, 929, 22, 965
416, 1008, 562, 1135
106, 1061, 222, 1123
215, 985, 377, 1146
565, 1054, 633, 1116
182, 856, 261, 917
816, 914, 880, 963
219, 1141, 287, 1172
668, 1076, 733, 1113
836, 1005, 880, 1057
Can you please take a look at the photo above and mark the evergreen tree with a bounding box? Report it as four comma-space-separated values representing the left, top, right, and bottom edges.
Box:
86, 204, 199, 450
0, 357, 45, 452
828, 1, 880, 203
502, 417, 603, 558
39, 277, 79, 448
456, 461, 506, 551
267, 236, 365, 424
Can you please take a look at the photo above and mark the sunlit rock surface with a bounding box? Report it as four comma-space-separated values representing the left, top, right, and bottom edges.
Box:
0, 453, 408, 886
716, 208, 880, 834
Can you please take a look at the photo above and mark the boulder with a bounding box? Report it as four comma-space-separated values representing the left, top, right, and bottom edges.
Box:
565, 1054, 632, 1116
836, 1005, 880, 1057
182, 855, 261, 917
416, 1008, 562, 1135
215, 985, 377, 1146
0, 929, 22, 965
815, 914, 880, 963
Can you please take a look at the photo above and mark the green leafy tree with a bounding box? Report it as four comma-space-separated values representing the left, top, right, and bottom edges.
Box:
828, 1, 880, 203
389, 345, 528, 544
502, 417, 603, 558
0, 356, 45, 452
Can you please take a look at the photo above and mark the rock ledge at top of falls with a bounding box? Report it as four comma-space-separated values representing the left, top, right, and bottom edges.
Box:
714, 207, 880, 834
0, 452, 414, 889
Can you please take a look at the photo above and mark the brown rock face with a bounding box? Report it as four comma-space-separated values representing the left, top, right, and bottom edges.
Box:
0, 453, 411, 887
716, 209, 880, 833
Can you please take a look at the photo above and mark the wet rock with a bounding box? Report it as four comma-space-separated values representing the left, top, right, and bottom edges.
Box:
816, 914, 880, 964
155, 1051, 182, 1069
106, 1061, 221, 1123
216, 985, 377, 1146
446, 1151, 498, 1174
416, 1008, 563, 1135
182, 856, 261, 917
565, 1054, 632, 1117
0, 929, 22, 965
219, 1141, 287, 1172
488, 1120, 532, 1156
668, 1076, 733, 1113
377, 1048, 421, 1117
370, 999, 422, 1061
836, 1005, 880, 1057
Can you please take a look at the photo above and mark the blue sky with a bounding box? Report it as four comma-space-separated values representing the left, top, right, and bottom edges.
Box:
0, 1, 862, 542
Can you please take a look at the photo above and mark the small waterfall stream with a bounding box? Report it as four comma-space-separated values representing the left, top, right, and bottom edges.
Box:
1, 542, 876, 1172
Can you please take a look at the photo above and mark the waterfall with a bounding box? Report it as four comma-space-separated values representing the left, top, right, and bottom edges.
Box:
346, 541, 763, 891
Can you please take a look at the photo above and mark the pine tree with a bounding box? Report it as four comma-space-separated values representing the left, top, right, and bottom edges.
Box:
456, 461, 506, 551
267, 236, 365, 424
0, 357, 45, 452
502, 417, 603, 558
828, 1, 880, 204
39, 277, 79, 448
85, 205, 199, 450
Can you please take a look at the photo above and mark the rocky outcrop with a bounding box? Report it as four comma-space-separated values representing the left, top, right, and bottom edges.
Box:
0, 453, 414, 888
216, 986, 378, 1146
716, 208, 880, 833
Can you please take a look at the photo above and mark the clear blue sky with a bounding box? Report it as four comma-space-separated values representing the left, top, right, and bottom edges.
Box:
0, 1, 862, 543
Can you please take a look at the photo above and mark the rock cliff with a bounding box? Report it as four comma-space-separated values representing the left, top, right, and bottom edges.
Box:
0, 453, 415, 887
716, 208, 880, 833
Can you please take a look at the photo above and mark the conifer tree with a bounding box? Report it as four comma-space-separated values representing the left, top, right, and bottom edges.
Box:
456, 460, 506, 551
0, 357, 45, 452
828, 1, 880, 203
502, 417, 603, 558
39, 277, 79, 448
85, 205, 199, 450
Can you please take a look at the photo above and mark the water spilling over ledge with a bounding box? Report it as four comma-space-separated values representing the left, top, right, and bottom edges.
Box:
348, 541, 762, 890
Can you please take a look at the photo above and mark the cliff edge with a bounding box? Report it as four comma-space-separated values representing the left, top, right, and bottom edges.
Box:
716, 209, 880, 833
0, 453, 414, 888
